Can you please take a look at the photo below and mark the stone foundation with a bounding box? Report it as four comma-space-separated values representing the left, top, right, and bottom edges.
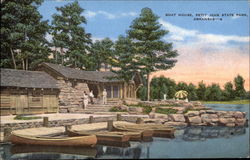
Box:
57, 79, 89, 113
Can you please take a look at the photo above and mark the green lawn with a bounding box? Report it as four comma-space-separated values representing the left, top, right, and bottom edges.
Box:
201, 99, 249, 104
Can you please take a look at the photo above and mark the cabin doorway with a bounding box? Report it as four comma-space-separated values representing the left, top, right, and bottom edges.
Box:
87, 84, 99, 98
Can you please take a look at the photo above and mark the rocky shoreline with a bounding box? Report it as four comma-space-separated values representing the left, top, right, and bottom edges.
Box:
123, 100, 249, 127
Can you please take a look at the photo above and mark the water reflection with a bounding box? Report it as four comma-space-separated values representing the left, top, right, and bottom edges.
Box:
178, 126, 246, 141
1, 125, 248, 159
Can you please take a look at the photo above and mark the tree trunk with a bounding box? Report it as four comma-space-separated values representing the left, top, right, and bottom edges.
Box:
10, 48, 16, 69
26, 58, 28, 70
22, 59, 25, 70
147, 73, 150, 101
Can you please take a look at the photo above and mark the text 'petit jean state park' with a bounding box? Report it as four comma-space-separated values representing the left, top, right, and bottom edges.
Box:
0, 1, 249, 159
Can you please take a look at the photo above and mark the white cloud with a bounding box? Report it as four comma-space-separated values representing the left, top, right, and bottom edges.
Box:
159, 19, 249, 46
84, 10, 137, 19
85, 11, 97, 18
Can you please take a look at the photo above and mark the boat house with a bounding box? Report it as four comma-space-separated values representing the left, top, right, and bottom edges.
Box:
0, 63, 142, 115
0, 69, 59, 115
37, 63, 143, 112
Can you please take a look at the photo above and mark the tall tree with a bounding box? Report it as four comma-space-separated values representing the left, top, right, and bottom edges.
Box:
1, 0, 50, 70
223, 81, 235, 100
196, 81, 207, 100
110, 35, 137, 81
128, 7, 178, 101
51, 1, 92, 69
91, 38, 114, 71
234, 75, 246, 99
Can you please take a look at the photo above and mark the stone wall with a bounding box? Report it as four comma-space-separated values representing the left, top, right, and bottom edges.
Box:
57, 79, 89, 113
147, 109, 248, 127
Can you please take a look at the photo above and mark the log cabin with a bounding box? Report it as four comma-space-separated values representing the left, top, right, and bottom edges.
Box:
0, 68, 59, 115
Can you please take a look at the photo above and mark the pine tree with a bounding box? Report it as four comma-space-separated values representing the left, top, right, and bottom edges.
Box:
127, 8, 178, 101
1, 0, 50, 70
51, 1, 92, 69
91, 38, 114, 71
111, 36, 137, 81
234, 75, 246, 99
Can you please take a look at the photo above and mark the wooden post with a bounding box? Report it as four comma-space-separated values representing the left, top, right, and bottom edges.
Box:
136, 117, 143, 124
43, 117, 49, 127
89, 116, 94, 123
117, 114, 122, 121
3, 128, 12, 142
107, 120, 113, 131
65, 125, 72, 134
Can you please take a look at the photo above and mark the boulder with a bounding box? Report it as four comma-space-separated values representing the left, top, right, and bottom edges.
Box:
149, 112, 155, 118
199, 110, 207, 115
201, 114, 219, 123
233, 111, 244, 119
128, 107, 143, 113
154, 113, 169, 119
169, 114, 186, 122
164, 121, 188, 127
219, 118, 236, 125
206, 110, 217, 114
235, 118, 246, 126
184, 111, 200, 117
225, 123, 235, 127
188, 116, 202, 124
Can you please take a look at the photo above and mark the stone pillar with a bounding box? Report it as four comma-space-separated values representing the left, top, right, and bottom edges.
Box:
43, 117, 49, 127
107, 120, 113, 131
117, 114, 122, 121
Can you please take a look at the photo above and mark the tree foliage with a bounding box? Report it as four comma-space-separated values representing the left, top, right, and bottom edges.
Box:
110, 35, 138, 82
90, 38, 114, 71
234, 75, 246, 99
127, 7, 178, 100
51, 1, 92, 69
1, 0, 50, 70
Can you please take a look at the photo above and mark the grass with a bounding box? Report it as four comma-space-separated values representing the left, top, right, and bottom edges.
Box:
109, 107, 127, 112
14, 115, 42, 120
201, 99, 249, 104
155, 108, 178, 115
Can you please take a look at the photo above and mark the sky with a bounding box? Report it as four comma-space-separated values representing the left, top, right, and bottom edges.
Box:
38, 0, 249, 90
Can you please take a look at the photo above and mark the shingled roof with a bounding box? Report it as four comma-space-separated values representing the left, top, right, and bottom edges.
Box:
0, 68, 59, 89
40, 63, 122, 83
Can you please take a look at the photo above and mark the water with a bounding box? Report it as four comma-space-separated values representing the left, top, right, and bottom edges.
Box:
1, 104, 249, 159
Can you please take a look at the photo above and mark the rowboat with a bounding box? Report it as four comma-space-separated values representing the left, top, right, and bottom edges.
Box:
112, 123, 175, 139
67, 129, 131, 147
11, 144, 97, 157
9, 132, 97, 147
111, 125, 154, 142
67, 129, 142, 142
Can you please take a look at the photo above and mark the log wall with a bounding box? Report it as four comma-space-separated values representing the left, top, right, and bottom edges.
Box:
0, 88, 59, 115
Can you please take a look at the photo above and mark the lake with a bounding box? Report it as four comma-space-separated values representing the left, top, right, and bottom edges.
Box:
1, 104, 249, 159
